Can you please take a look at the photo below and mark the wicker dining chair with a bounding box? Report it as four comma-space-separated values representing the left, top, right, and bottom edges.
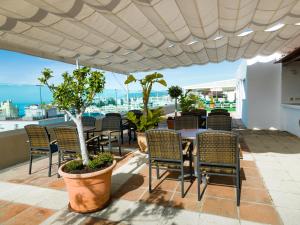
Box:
174, 115, 198, 130
53, 126, 100, 170
25, 125, 58, 177
105, 113, 129, 144
146, 129, 193, 198
82, 116, 96, 127
95, 116, 122, 155
207, 115, 232, 131
127, 110, 143, 144
196, 131, 240, 205
208, 109, 230, 116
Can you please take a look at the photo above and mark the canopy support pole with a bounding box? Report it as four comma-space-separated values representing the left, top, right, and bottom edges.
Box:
126, 74, 130, 111
76, 58, 79, 69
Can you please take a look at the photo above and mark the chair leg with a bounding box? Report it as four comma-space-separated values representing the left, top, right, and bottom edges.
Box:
118, 145, 121, 156
189, 151, 193, 183
121, 130, 124, 144
29, 152, 33, 175
236, 170, 241, 206
149, 161, 152, 193
197, 170, 201, 201
101, 145, 104, 153
181, 164, 184, 198
156, 165, 159, 179
128, 129, 131, 145
57, 151, 61, 178
48, 152, 52, 177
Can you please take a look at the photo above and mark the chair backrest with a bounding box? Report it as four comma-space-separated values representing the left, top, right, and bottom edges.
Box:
102, 116, 121, 131
53, 126, 81, 153
174, 115, 198, 130
25, 125, 50, 150
82, 116, 96, 127
207, 115, 232, 131
182, 109, 207, 117
196, 131, 238, 165
146, 129, 182, 161
105, 113, 121, 118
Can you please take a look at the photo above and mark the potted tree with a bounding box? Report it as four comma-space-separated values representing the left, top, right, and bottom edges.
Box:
39, 67, 116, 213
167, 86, 182, 129
125, 73, 167, 152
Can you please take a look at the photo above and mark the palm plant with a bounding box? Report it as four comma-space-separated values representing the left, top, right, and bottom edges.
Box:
38, 67, 105, 165
125, 73, 167, 117
168, 86, 182, 117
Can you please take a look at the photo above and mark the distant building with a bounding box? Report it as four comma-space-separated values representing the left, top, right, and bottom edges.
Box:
23, 105, 46, 120
0, 100, 19, 119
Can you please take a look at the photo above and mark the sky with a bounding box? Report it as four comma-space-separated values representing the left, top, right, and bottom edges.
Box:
0, 49, 243, 91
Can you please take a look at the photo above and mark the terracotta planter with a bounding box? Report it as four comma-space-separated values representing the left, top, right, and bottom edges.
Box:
167, 119, 174, 129
136, 132, 147, 153
58, 160, 116, 213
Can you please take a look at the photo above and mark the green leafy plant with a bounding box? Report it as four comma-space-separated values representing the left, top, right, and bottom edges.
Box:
179, 91, 198, 112
197, 98, 206, 109
38, 67, 105, 165
168, 86, 183, 117
65, 152, 114, 173
127, 108, 163, 132
125, 73, 167, 117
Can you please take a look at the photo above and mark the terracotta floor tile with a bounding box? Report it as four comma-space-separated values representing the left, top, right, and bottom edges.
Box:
241, 176, 265, 189
153, 178, 179, 192
204, 184, 236, 200
175, 179, 204, 195
82, 217, 126, 225
4, 206, 54, 225
113, 183, 146, 201
240, 202, 282, 225
46, 179, 65, 190
241, 187, 272, 204
124, 174, 149, 188
241, 167, 261, 178
241, 160, 257, 168
0, 200, 9, 208
0, 203, 30, 224
170, 192, 201, 211
202, 196, 238, 219
139, 189, 173, 206
208, 176, 235, 186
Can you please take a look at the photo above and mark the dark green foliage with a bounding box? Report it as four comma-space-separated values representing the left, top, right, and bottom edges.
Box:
88, 152, 114, 169
64, 152, 114, 173
64, 160, 84, 173
127, 107, 163, 132
179, 91, 198, 112
168, 86, 183, 99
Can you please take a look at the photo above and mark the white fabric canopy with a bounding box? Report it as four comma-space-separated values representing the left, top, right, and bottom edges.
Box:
184, 79, 237, 91
0, 0, 300, 73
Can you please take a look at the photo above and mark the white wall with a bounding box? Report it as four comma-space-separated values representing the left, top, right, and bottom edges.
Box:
243, 61, 282, 129
281, 104, 300, 137
282, 61, 300, 104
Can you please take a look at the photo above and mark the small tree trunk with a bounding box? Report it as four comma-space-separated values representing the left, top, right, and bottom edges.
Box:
174, 98, 177, 117
74, 114, 89, 165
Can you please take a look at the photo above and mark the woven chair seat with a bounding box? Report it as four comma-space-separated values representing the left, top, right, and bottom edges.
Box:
200, 166, 236, 175
31, 150, 50, 155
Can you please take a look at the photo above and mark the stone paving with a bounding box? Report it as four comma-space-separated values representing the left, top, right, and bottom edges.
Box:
0, 130, 299, 224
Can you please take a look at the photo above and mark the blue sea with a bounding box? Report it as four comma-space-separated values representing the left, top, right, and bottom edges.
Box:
0, 84, 167, 116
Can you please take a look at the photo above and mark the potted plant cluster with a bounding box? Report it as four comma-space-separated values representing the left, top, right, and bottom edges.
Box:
179, 91, 198, 113
39, 67, 116, 213
125, 73, 167, 152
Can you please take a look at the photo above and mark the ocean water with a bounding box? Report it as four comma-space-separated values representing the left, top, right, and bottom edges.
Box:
0, 84, 167, 116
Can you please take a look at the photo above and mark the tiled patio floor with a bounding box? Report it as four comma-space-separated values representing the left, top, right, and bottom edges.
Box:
0, 130, 299, 224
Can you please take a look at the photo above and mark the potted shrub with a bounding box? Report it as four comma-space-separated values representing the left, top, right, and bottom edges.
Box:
179, 91, 197, 113
127, 107, 163, 152
168, 85, 183, 117
167, 86, 182, 129
125, 73, 167, 152
39, 67, 116, 213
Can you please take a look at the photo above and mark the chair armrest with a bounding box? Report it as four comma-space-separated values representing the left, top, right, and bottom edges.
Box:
50, 140, 57, 145
86, 135, 99, 144
182, 140, 192, 155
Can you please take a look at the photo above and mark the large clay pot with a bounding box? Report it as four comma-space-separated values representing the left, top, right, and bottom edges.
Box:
58, 160, 116, 213
136, 132, 147, 153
